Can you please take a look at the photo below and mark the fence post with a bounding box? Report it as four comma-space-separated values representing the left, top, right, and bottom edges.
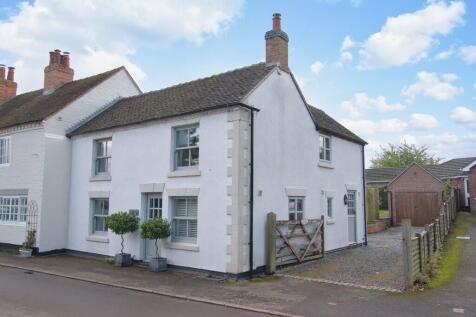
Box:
416, 232, 423, 271
402, 219, 413, 289
265, 212, 277, 275
425, 224, 432, 257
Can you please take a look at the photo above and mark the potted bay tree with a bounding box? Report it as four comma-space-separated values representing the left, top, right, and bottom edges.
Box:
106, 212, 139, 267
140, 218, 171, 272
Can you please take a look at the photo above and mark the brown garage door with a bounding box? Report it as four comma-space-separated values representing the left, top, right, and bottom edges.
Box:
395, 192, 439, 226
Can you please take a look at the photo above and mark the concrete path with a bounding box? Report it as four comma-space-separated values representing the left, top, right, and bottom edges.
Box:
0, 266, 265, 317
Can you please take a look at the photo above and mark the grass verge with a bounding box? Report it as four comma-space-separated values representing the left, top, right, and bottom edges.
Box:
426, 212, 472, 288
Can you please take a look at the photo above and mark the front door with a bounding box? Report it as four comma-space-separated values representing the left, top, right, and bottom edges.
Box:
347, 190, 357, 243
144, 194, 162, 260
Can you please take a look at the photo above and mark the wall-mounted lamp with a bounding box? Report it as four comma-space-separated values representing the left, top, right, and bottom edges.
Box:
343, 194, 348, 205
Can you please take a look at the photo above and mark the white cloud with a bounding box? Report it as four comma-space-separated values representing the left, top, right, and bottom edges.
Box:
434, 48, 454, 60
0, 0, 243, 91
474, 83, 476, 91
459, 45, 476, 64
401, 133, 459, 147
350, 0, 363, 7
409, 113, 439, 130
450, 106, 476, 127
340, 51, 353, 62
310, 60, 325, 75
358, 1, 465, 69
341, 92, 405, 117
340, 36, 355, 52
401, 71, 463, 102
340, 118, 408, 136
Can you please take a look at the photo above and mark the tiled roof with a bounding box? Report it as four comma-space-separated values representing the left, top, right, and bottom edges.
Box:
307, 105, 367, 145
69, 63, 275, 136
0, 67, 124, 130
365, 157, 476, 183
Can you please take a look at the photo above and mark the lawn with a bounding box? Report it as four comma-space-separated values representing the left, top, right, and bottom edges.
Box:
378, 209, 390, 218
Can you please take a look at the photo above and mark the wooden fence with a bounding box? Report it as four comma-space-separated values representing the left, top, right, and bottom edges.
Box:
402, 196, 457, 288
265, 212, 324, 274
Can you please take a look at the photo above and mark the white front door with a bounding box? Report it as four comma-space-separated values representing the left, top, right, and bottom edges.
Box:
144, 194, 162, 260
347, 190, 357, 243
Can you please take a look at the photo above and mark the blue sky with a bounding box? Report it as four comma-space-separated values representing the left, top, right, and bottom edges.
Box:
0, 0, 474, 165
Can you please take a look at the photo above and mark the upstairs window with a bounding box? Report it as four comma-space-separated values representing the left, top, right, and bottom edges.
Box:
288, 197, 304, 221
95, 139, 112, 175
0, 137, 10, 166
174, 126, 199, 169
319, 135, 331, 162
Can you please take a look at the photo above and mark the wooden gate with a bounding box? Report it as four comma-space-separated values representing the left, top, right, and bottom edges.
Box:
266, 213, 324, 273
394, 192, 439, 226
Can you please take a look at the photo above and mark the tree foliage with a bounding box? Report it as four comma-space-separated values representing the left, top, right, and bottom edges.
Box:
106, 212, 139, 254
140, 218, 171, 258
371, 142, 441, 168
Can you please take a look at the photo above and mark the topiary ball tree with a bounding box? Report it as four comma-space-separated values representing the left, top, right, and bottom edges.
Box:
106, 212, 139, 254
140, 218, 171, 259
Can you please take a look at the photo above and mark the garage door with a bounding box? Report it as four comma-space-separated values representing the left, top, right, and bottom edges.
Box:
395, 192, 439, 226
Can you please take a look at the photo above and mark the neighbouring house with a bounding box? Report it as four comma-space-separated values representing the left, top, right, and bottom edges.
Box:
365, 157, 476, 227
64, 13, 366, 275
0, 51, 141, 251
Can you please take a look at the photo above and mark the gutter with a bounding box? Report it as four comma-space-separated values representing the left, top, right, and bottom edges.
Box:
362, 145, 368, 246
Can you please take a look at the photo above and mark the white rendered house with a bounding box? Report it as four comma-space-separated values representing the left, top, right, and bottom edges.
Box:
0, 51, 141, 252
65, 14, 367, 275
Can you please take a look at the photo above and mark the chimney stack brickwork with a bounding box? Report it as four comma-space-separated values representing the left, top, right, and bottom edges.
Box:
44, 49, 74, 90
265, 13, 289, 72
0, 64, 17, 103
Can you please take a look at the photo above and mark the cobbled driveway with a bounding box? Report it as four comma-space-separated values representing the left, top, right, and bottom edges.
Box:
280, 227, 415, 291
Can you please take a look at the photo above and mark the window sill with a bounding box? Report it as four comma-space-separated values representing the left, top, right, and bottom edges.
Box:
0, 164, 10, 168
86, 235, 109, 243
90, 175, 112, 182
326, 219, 336, 225
164, 241, 199, 252
0, 221, 26, 226
167, 169, 201, 178
318, 161, 334, 169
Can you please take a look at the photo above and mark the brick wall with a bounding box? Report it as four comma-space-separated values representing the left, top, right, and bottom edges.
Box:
266, 36, 289, 71
469, 166, 476, 213
0, 79, 17, 103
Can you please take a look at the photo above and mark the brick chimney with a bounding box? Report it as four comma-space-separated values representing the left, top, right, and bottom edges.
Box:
265, 13, 289, 72
44, 49, 74, 91
0, 65, 17, 103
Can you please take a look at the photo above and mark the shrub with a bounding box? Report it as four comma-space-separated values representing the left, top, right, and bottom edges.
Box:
106, 212, 139, 254
140, 218, 171, 258
22, 229, 36, 250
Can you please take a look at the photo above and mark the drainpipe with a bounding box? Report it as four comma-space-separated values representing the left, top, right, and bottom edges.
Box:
248, 109, 255, 279
362, 145, 368, 246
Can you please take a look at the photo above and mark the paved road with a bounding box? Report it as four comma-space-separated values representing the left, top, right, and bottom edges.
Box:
0, 267, 266, 317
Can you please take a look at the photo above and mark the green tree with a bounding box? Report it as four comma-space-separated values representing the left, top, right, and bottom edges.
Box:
106, 212, 139, 254
371, 142, 441, 168
140, 218, 171, 259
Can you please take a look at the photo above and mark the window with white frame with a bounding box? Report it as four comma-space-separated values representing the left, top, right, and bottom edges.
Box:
288, 197, 304, 221
171, 197, 197, 242
0, 137, 10, 166
327, 197, 333, 219
92, 198, 109, 234
0, 196, 27, 222
94, 139, 112, 175
319, 135, 331, 162
174, 126, 199, 169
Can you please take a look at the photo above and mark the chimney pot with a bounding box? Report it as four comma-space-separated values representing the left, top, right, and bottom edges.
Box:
0, 64, 5, 80
44, 49, 74, 90
61, 52, 70, 67
7, 67, 15, 81
272, 13, 281, 30
49, 51, 55, 65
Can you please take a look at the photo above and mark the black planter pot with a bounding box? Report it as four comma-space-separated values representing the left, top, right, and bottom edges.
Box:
149, 257, 167, 272
114, 253, 132, 267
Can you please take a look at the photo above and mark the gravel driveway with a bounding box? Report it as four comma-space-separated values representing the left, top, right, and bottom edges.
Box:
280, 227, 414, 291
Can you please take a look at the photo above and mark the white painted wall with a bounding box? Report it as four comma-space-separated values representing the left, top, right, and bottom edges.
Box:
244, 70, 365, 269
0, 126, 45, 246
0, 68, 140, 252
68, 110, 230, 272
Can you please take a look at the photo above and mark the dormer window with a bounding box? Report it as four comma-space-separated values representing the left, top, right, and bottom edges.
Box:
0, 137, 10, 166
319, 135, 331, 162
